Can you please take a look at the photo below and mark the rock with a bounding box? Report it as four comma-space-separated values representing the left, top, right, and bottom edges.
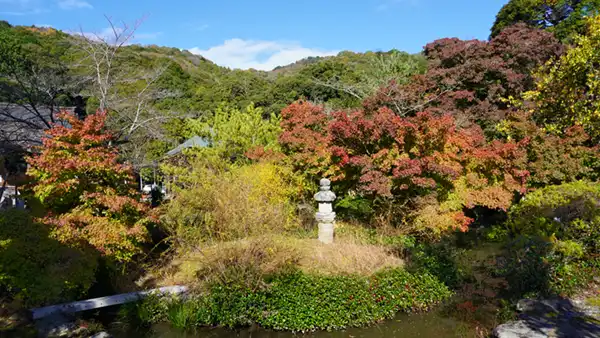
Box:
493, 320, 550, 338
297, 203, 316, 228
35, 314, 112, 338
516, 298, 600, 318
516, 299, 561, 314
571, 298, 600, 320
6, 311, 30, 327
495, 298, 600, 338
35, 313, 77, 337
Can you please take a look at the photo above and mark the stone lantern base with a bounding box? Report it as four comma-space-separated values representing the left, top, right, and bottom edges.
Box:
318, 222, 334, 244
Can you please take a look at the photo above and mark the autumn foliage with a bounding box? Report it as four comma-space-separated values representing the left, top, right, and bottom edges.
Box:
27, 111, 150, 263
364, 24, 563, 131
280, 101, 530, 237
275, 20, 600, 240
495, 111, 600, 188
280, 101, 333, 178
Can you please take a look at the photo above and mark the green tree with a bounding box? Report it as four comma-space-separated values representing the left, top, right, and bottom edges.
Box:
185, 103, 282, 162
491, 0, 600, 41
0, 25, 79, 137
525, 15, 600, 140
312, 51, 426, 105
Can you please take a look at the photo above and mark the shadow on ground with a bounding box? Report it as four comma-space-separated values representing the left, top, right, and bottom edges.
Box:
496, 298, 600, 338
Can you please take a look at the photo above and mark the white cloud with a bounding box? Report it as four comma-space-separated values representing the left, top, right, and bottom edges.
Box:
194, 24, 209, 32
189, 39, 339, 71
58, 0, 92, 10
69, 26, 119, 42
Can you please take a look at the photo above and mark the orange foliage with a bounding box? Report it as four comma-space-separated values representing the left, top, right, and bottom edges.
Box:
280, 101, 530, 236
27, 111, 150, 263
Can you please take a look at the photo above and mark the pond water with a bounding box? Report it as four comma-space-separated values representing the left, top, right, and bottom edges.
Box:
108, 310, 478, 338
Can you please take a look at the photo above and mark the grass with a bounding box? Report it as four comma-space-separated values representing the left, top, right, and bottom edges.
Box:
150, 230, 403, 288
295, 238, 403, 275
587, 296, 600, 307
160, 162, 302, 244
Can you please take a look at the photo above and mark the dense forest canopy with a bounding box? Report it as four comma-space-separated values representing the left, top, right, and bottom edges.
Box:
491, 0, 600, 40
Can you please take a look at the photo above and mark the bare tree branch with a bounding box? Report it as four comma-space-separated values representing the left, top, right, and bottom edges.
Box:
72, 16, 193, 167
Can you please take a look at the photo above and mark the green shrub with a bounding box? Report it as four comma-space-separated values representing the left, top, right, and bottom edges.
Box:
508, 181, 600, 253
408, 242, 472, 289
261, 272, 382, 330
127, 268, 451, 332
484, 225, 509, 242
258, 269, 450, 331
201, 284, 265, 327
500, 236, 553, 297
336, 195, 375, 221
119, 293, 170, 327
161, 161, 304, 245
502, 182, 600, 297
501, 235, 599, 297
0, 209, 97, 306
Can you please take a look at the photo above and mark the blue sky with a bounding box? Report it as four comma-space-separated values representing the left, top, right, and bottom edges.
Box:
0, 0, 508, 70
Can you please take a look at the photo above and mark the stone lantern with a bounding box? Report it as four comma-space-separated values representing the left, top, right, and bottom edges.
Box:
315, 178, 336, 244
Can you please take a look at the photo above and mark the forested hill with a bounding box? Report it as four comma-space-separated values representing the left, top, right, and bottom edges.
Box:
0, 21, 425, 113
0, 20, 426, 166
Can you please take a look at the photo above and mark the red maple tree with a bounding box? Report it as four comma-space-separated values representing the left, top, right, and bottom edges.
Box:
27, 111, 150, 263
364, 24, 563, 130
280, 101, 530, 236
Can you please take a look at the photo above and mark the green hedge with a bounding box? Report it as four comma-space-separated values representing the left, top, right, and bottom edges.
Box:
503, 181, 600, 296
508, 181, 600, 250
0, 209, 97, 306
122, 268, 451, 332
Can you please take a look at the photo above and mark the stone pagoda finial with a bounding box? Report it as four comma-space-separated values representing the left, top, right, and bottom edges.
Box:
315, 178, 336, 244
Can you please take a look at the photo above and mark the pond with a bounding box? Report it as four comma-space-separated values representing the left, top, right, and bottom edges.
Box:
107, 310, 479, 338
